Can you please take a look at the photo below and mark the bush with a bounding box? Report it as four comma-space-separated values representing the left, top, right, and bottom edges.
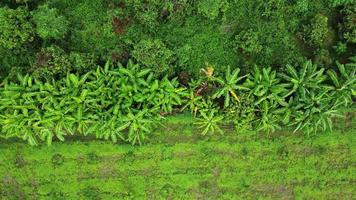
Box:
31, 45, 71, 79
31, 45, 97, 80
303, 14, 330, 48
342, 5, 356, 43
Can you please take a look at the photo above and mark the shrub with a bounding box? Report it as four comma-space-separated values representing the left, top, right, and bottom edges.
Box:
32, 45, 71, 79
31, 46, 97, 80
303, 14, 330, 47
342, 5, 356, 43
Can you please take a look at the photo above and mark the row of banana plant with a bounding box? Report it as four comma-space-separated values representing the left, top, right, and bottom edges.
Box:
188, 59, 355, 136
0, 60, 185, 145
0, 59, 355, 146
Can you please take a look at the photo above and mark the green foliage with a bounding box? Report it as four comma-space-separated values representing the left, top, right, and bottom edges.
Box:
0, 6, 34, 49
159, 16, 237, 77
329, 0, 355, 7
132, 39, 174, 77
229, 0, 305, 68
30, 46, 97, 80
47, 0, 121, 59
32, 4, 69, 40
122, 0, 163, 30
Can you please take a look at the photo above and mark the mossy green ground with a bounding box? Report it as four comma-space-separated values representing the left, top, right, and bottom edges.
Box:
0, 114, 355, 199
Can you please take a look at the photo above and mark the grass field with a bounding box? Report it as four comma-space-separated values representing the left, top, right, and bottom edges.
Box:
0, 114, 355, 200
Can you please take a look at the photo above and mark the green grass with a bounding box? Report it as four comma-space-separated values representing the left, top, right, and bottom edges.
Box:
0, 114, 355, 199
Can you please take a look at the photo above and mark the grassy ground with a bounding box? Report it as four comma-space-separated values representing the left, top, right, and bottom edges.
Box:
0, 114, 355, 200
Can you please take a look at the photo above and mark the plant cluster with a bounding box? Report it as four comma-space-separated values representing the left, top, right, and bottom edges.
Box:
187, 60, 355, 136
0, 61, 185, 146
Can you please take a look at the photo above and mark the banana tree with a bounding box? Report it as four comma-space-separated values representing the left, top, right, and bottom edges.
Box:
327, 61, 356, 107
244, 66, 288, 106
181, 90, 203, 117
195, 109, 224, 135
290, 88, 342, 135
213, 66, 249, 108
279, 60, 327, 99
34, 111, 70, 146
97, 116, 128, 143
0, 111, 39, 146
155, 77, 185, 113
255, 101, 281, 133
122, 109, 155, 145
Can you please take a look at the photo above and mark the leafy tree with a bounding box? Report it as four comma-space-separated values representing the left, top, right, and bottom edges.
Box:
235, 29, 263, 56
197, 0, 229, 20
228, 0, 305, 68
0, 6, 34, 49
329, 0, 355, 7
32, 4, 69, 41
132, 39, 174, 77
47, 0, 121, 59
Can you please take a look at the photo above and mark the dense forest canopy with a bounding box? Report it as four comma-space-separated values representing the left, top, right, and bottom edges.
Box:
0, 0, 355, 80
